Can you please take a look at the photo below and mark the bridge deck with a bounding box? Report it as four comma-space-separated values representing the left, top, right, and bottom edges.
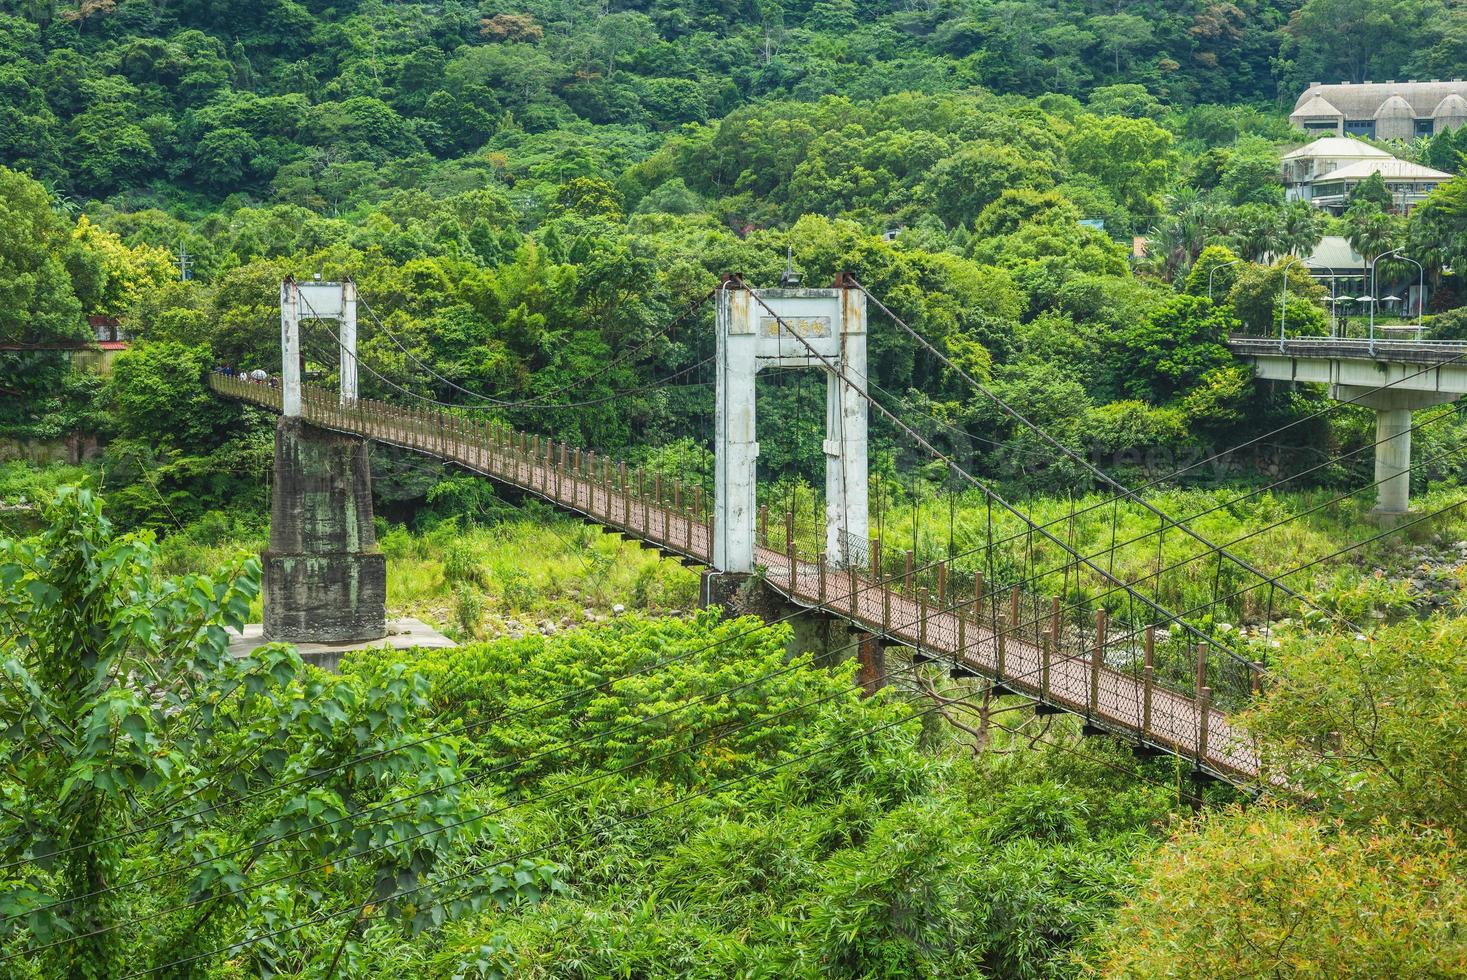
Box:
1228, 335, 1467, 364
214, 375, 1259, 783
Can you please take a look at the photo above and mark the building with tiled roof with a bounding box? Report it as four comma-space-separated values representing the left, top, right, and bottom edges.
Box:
1290, 80, 1467, 139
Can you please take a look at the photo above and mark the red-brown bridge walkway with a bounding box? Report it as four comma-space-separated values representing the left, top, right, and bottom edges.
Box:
214, 374, 1261, 784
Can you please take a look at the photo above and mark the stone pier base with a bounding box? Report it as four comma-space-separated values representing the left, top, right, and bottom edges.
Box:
263, 552, 386, 643
263, 417, 386, 644
699, 570, 749, 611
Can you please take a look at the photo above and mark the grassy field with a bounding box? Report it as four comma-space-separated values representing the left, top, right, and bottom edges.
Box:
5, 459, 1461, 640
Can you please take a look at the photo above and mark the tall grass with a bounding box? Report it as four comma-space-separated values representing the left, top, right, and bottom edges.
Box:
765, 478, 1467, 629
380, 518, 698, 632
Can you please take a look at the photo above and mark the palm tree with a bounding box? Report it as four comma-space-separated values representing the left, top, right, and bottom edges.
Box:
1147, 189, 1226, 280
1278, 200, 1325, 258
1345, 203, 1403, 264
1228, 203, 1284, 262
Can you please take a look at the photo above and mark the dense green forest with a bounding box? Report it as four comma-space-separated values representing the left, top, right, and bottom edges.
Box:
9, 0, 1467, 519
5, 0, 1467, 975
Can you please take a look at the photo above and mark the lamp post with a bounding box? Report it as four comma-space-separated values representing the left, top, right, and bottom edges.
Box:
1208, 257, 1244, 302
1278, 256, 1302, 352
1367, 247, 1401, 351
1328, 295, 1347, 337
1393, 254, 1425, 337
1356, 293, 1377, 350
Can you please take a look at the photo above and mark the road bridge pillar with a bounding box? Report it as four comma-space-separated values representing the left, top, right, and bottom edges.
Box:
263, 417, 387, 643
1330, 384, 1459, 516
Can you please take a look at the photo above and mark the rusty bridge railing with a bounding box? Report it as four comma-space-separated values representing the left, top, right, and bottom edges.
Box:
213, 373, 1262, 783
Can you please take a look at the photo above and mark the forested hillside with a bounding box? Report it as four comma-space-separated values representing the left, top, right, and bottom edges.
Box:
7, 0, 1462, 204
5, 0, 1467, 976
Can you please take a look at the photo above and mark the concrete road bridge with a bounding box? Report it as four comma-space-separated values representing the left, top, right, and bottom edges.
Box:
1228, 337, 1467, 515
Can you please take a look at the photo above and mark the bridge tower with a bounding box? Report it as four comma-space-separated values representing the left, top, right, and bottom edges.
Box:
713, 278, 868, 574
264, 277, 386, 643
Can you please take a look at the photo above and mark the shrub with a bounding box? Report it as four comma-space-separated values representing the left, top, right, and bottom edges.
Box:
1089, 807, 1467, 977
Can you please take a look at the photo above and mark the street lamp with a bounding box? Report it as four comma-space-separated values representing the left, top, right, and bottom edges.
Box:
1390, 254, 1426, 336
1367, 247, 1404, 351
1278, 256, 1302, 352
1356, 294, 1377, 350
1208, 257, 1244, 302
1328, 295, 1348, 337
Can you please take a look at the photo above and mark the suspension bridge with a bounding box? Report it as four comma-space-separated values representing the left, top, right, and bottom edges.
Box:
211, 275, 1467, 787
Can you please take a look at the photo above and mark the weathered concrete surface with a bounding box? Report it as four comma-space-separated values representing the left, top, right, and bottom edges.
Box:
714, 286, 868, 573
230, 617, 453, 672
698, 569, 749, 611
1333, 384, 1460, 516
263, 417, 387, 643
1231, 339, 1466, 515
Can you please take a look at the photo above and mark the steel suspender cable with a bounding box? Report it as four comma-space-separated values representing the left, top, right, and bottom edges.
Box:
994, 439, 1467, 639
851, 277, 1368, 633
0, 481, 1104, 876
16, 562, 1148, 955
355, 289, 714, 409
298, 289, 716, 413
25, 446, 1438, 949
859, 387, 1467, 613
732, 275, 1254, 669
902, 394, 1465, 614
22, 448, 1319, 943
80, 315, 1431, 880
855, 278, 1467, 552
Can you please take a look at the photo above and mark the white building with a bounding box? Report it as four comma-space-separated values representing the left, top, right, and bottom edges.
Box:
1281, 137, 1451, 214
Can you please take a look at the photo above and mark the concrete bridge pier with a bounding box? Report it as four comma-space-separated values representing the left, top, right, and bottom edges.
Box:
1331, 385, 1459, 516
263, 417, 387, 643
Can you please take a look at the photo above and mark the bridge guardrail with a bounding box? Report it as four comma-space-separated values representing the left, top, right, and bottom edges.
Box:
1228, 335, 1467, 362
211, 372, 1262, 781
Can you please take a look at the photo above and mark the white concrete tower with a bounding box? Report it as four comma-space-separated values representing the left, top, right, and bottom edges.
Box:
714, 279, 868, 573
280, 277, 302, 417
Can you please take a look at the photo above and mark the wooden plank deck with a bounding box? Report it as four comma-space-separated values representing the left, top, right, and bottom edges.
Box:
214, 375, 1260, 783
